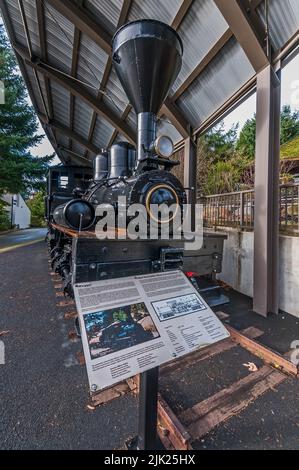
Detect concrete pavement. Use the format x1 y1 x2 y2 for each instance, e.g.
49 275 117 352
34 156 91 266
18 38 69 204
0 240 138 449
0 228 47 253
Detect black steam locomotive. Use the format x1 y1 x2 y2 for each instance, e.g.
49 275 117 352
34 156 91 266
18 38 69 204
46 20 227 303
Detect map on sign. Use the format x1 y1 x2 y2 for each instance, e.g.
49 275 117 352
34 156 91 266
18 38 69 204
73 270 229 392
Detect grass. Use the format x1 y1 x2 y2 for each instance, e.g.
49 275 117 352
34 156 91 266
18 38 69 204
281 136 299 159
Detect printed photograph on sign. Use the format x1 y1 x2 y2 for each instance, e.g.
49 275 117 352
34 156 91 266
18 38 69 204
83 302 160 359
152 293 206 321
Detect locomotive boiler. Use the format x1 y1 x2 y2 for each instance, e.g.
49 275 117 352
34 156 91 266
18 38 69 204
46 19 227 303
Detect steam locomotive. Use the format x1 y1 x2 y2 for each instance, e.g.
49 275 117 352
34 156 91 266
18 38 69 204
46 20 227 302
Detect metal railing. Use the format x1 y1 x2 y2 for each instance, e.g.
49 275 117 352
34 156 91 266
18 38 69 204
199 183 299 234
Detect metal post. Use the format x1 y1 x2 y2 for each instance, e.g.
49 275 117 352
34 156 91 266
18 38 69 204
137 367 159 450
184 137 197 231
10 195 14 228
240 191 244 229
253 65 281 316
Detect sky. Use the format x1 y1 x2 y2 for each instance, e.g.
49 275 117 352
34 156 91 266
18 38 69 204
222 52 299 134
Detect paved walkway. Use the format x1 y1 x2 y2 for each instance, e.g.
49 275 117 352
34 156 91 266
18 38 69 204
0 228 47 253
0 241 137 449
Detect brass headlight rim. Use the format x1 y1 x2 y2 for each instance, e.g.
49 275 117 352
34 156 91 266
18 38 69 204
145 184 179 224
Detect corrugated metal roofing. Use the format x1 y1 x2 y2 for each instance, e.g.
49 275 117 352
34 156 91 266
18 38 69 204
157 117 183 143
258 0 299 51
51 80 71 128
23 63 45 113
19 0 40 56
102 67 129 114
84 0 122 34
73 96 94 140
5 0 27 47
92 117 115 149
43 2 74 75
72 141 86 156
172 0 228 93
76 33 109 96
128 0 182 25
56 133 69 150
177 37 255 128
1 0 298 166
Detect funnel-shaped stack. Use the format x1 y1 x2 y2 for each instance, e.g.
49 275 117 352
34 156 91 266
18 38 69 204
112 20 183 114
112 20 183 167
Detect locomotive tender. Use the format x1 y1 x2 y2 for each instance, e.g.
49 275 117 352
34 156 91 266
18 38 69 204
45 20 226 298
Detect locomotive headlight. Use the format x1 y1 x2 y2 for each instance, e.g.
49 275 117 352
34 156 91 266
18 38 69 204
53 199 96 231
153 135 174 158
145 184 179 224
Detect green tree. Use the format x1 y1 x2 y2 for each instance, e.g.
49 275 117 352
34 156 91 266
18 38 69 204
235 117 256 160
204 122 238 160
236 105 299 159
0 24 54 197
204 159 242 195
197 122 242 195
280 105 299 144
27 191 46 227
0 199 10 231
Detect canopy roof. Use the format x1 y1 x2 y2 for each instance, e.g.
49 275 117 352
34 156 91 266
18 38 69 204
1 0 299 166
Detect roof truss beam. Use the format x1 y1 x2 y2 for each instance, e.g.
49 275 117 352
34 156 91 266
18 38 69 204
171 0 193 30
38 114 101 155
45 0 111 54
214 0 269 72
160 98 190 138
13 43 136 144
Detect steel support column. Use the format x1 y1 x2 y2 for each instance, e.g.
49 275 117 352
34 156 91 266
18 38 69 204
184 137 197 231
253 65 281 317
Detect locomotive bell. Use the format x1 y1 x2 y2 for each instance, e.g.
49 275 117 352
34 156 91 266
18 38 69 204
112 20 183 166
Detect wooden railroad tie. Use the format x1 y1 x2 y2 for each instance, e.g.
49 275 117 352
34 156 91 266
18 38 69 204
179 365 286 442
216 311 298 377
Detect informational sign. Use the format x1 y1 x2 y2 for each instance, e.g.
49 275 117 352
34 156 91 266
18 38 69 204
73 270 229 392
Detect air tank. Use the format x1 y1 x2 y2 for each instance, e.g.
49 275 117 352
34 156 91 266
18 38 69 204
94 151 108 181
108 142 135 178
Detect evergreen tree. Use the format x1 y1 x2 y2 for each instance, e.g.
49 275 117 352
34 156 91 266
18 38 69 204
280 105 299 144
236 105 299 159
0 24 54 197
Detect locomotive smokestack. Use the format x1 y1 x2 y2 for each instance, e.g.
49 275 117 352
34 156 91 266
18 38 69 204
112 20 183 166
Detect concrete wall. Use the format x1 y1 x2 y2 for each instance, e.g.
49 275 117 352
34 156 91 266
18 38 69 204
217 229 299 318
1 193 31 229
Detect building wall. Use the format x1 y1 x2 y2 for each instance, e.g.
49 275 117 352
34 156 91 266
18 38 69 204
217 229 299 318
1 193 31 229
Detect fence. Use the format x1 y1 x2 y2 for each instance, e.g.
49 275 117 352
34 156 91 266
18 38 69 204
200 183 299 234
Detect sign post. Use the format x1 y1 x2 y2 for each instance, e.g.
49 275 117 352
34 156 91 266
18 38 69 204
138 367 159 450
